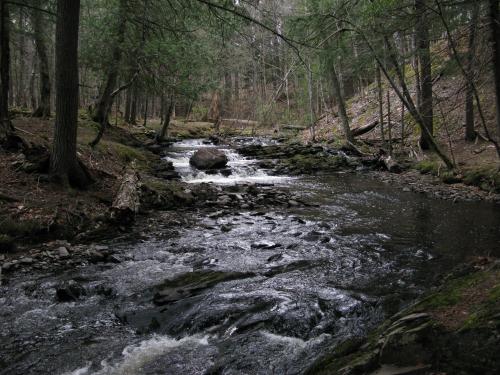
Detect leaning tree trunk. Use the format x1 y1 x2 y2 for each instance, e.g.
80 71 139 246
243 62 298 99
415 0 434 150
374 34 454 169
0 0 13 139
491 0 500 145
331 64 354 143
156 95 175 143
50 0 90 188
92 0 127 126
31 0 51 118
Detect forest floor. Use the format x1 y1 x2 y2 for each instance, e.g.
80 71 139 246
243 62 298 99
0 114 212 259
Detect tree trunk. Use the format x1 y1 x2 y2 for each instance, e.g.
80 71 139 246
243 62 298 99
186 100 194 121
31 0 51 118
223 72 232 117
415 0 434 150
412 33 422 110
16 9 26 108
490 0 500 145
373 35 454 168
0 0 13 139
124 87 131 122
29 61 37 111
157 94 175 142
143 96 148 127
352 120 380 137
92 0 127 128
234 71 240 102
129 83 137 125
50 0 90 188
376 66 385 144
387 90 393 156
465 2 479 141
331 64 353 143
307 63 316 141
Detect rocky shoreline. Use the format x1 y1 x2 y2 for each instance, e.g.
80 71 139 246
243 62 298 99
305 258 500 375
237 142 500 204
0 176 309 281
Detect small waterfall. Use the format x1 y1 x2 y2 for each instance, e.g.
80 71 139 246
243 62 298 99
164 139 292 185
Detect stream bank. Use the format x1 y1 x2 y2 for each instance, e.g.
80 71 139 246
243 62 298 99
306 258 500 375
236 141 500 203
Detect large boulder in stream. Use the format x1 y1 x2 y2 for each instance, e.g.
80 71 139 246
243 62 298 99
190 148 228 170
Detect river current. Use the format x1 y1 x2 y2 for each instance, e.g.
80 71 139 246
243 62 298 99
1 139 499 375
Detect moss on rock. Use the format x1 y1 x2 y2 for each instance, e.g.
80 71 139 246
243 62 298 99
305 259 500 375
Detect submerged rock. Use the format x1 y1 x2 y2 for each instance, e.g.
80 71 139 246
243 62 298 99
56 280 86 302
190 149 228 170
153 270 255 305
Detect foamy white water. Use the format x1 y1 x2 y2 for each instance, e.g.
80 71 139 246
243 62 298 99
65 335 210 375
164 139 293 185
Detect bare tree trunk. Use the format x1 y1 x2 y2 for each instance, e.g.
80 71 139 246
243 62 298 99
143 97 148 127
415 0 434 150
368 34 454 168
465 2 479 141
435 0 500 157
156 94 175 142
376 66 385 144
331 64 353 143
159 93 164 123
16 9 26 108
129 83 137 125
50 0 90 188
387 90 393 156
186 100 194 121
29 61 37 111
234 71 239 102
223 72 232 117
31 0 51 118
307 63 316 141
490 0 500 146
124 87 131 122
0 0 13 139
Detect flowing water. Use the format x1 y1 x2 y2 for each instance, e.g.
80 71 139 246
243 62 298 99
1 139 500 375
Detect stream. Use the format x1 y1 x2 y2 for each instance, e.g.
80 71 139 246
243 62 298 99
1 138 500 375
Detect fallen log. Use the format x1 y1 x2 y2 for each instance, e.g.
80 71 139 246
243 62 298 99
111 162 141 224
352 120 379 138
381 156 402 173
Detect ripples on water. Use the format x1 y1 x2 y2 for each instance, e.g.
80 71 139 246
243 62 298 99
1 139 500 375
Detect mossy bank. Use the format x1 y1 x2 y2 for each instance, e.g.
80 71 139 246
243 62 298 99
306 258 500 375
